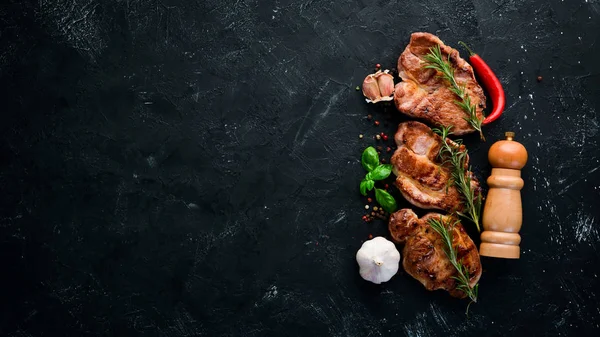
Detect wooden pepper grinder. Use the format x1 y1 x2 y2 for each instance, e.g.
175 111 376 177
480 132 528 259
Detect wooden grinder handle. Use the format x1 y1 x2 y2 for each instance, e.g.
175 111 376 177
480 132 528 259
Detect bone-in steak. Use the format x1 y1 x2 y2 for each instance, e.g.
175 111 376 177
391 121 480 212
388 208 482 298
394 32 485 135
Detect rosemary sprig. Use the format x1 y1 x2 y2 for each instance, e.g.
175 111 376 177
424 44 485 141
433 126 482 232
427 216 478 313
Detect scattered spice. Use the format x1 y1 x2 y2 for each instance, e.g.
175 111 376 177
376 135 381 140
368 234 373 239
376 146 383 151
359 134 364 139
367 198 373 203
367 114 373 120
374 120 380 126
355 86 360 91
382 134 389 141
385 183 389 189
365 205 370 210
373 206 379 211
386 147 392 152
381 158 386 163
376 63 381 69
537 76 543 82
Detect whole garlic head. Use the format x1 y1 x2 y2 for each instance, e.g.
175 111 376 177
362 70 395 103
356 237 400 284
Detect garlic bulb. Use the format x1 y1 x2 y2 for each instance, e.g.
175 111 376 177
362 70 395 103
356 236 400 284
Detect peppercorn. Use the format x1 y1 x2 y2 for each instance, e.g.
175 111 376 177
371 212 375 216
376 135 381 140
376 63 381 69
367 114 372 120
376 146 383 151
373 206 378 211
367 198 372 203
385 184 389 189
368 234 373 239
382 135 388 141
381 158 386 163
386 147 391 152
374 120 380 126
359 134 364 139
355 86 360 91
365 205 370 210
537 76 543 82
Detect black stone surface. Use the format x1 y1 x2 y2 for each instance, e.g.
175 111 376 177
1 0 599 336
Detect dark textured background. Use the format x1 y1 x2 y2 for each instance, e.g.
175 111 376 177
1 0 599 336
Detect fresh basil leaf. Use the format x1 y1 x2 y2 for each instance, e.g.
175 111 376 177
359 179 368 196
375 188 397 213
366 164 393 181
359 179 375 196
361 147 379 172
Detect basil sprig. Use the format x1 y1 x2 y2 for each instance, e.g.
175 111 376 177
359 146 397 213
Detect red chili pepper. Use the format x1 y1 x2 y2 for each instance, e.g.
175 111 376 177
458 42 505 125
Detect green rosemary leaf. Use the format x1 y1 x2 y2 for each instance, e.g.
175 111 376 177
432 127 482 232
427 215 478 311
425 45 485 140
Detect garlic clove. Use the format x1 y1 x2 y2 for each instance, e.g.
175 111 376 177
362 73 381 103
375 71 395 99
362 70 395 103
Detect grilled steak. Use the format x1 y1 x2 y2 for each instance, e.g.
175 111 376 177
388 208 482 298
394 32 485 135
391 121 480 212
